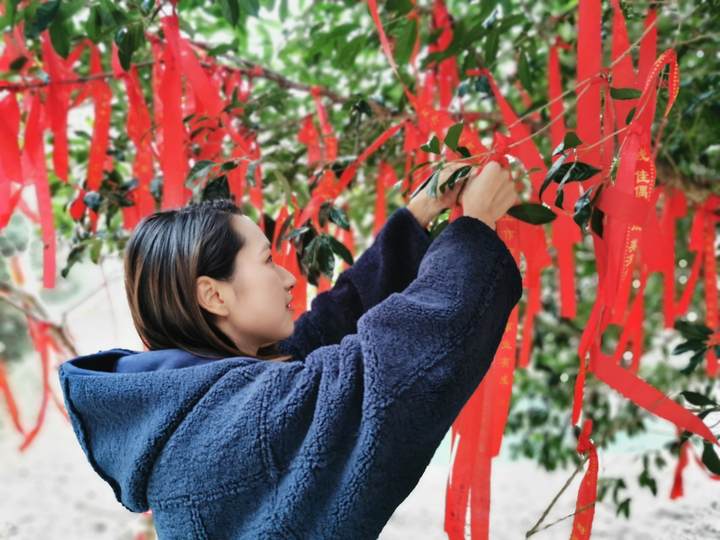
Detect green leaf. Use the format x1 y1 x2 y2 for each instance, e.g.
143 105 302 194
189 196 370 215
674 320 713 340
590 184 605 238
540 154 566 201
702 442 720 475
139 0 155 15
573 186 593 229
240 0 260 17
437 165 472 197
590 206 604 238
5 0 19 28
246 161 257 187
680 348 708 376
287 226 310 243
9 56 27 71
680 391 718 408
89 238 102 264
83 191 102 211
443 122 464 152
426 169 440 198
99 0 127 25
221 160 239 171
507 202 556 224
553 132 583 156
616 498 631 519
553 161 582 209
25 0 61 39
327 205 350 231
336 35 365 70
393 18 416 66
48 19 70 58
484 27 499 66
114 21 145 71
309 235 334 277
208 41 239 57
672 339 706 355
610 87 642 100
625 106 636 124
186 160 216 184
457 146 471 158
547 161 602 183
220 0 241 26
327 235 354 266
420 135 441 155
386 0 414 15
202 175 231 201
61 244 86 278
517 50 532 92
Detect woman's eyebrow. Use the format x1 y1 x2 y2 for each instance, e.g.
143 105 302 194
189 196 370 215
259 240 271 254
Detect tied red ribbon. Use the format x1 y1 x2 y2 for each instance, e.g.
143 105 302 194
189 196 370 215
155 16 190 210
23 93 57 289
570 419 599 540
310 86 338 164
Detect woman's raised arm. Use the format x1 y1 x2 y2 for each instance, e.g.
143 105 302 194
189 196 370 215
275 205 434 360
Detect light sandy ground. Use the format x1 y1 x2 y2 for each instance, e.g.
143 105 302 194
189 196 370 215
1 257 719 539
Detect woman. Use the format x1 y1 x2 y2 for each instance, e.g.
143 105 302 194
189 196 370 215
58 160 521 539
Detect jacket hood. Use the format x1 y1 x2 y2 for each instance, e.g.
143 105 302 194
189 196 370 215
57 347 244 512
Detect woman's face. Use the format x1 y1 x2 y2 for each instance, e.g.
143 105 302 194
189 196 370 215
196 214 297 356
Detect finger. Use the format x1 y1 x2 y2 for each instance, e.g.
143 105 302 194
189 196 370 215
499 186 519 211
455 176 469 206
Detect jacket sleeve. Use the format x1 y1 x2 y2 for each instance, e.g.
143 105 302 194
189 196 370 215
273 206 433 360
263 215 523 537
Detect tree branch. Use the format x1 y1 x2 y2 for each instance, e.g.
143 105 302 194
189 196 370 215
0 281 78 358
525 454 590 538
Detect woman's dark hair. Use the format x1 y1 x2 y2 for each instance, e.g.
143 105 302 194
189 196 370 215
123 198 291 362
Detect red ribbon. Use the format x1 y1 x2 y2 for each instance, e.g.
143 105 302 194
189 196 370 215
0 93 22 225
111 44 156 230
22 93 57 289
310 86 338 164
157 16 190 210
570 419 598 540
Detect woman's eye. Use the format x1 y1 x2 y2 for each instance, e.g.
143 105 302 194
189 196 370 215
267 255 273 264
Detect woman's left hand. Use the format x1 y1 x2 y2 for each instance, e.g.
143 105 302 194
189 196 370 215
406 161 472 228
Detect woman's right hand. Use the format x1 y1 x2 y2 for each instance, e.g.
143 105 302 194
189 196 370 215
457 161 518 231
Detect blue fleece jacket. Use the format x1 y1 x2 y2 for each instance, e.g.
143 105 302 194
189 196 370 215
58 206 522 539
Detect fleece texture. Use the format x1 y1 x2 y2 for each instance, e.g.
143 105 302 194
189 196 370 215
58 206 523 539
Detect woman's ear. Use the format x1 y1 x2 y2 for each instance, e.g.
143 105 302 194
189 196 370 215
196 276 231 317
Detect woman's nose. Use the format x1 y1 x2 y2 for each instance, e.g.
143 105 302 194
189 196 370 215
284 266 297 288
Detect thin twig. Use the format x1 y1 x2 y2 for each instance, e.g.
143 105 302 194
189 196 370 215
527 501 596 537
525 455 589 537
0 281 77 357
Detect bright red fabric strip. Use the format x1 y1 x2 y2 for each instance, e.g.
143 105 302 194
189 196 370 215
19 320 51 451
670 438 689 499
23 94 57 289
40 31 71 182
570 419 598 540
158 17 190 210
594 353 718 444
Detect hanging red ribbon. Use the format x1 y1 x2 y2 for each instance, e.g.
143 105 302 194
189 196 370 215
570 419 599 540
157 16 190 210
310 86 338 164
19 319 51 451
22 93 57 289
0 93 22 226
111 45 156 230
